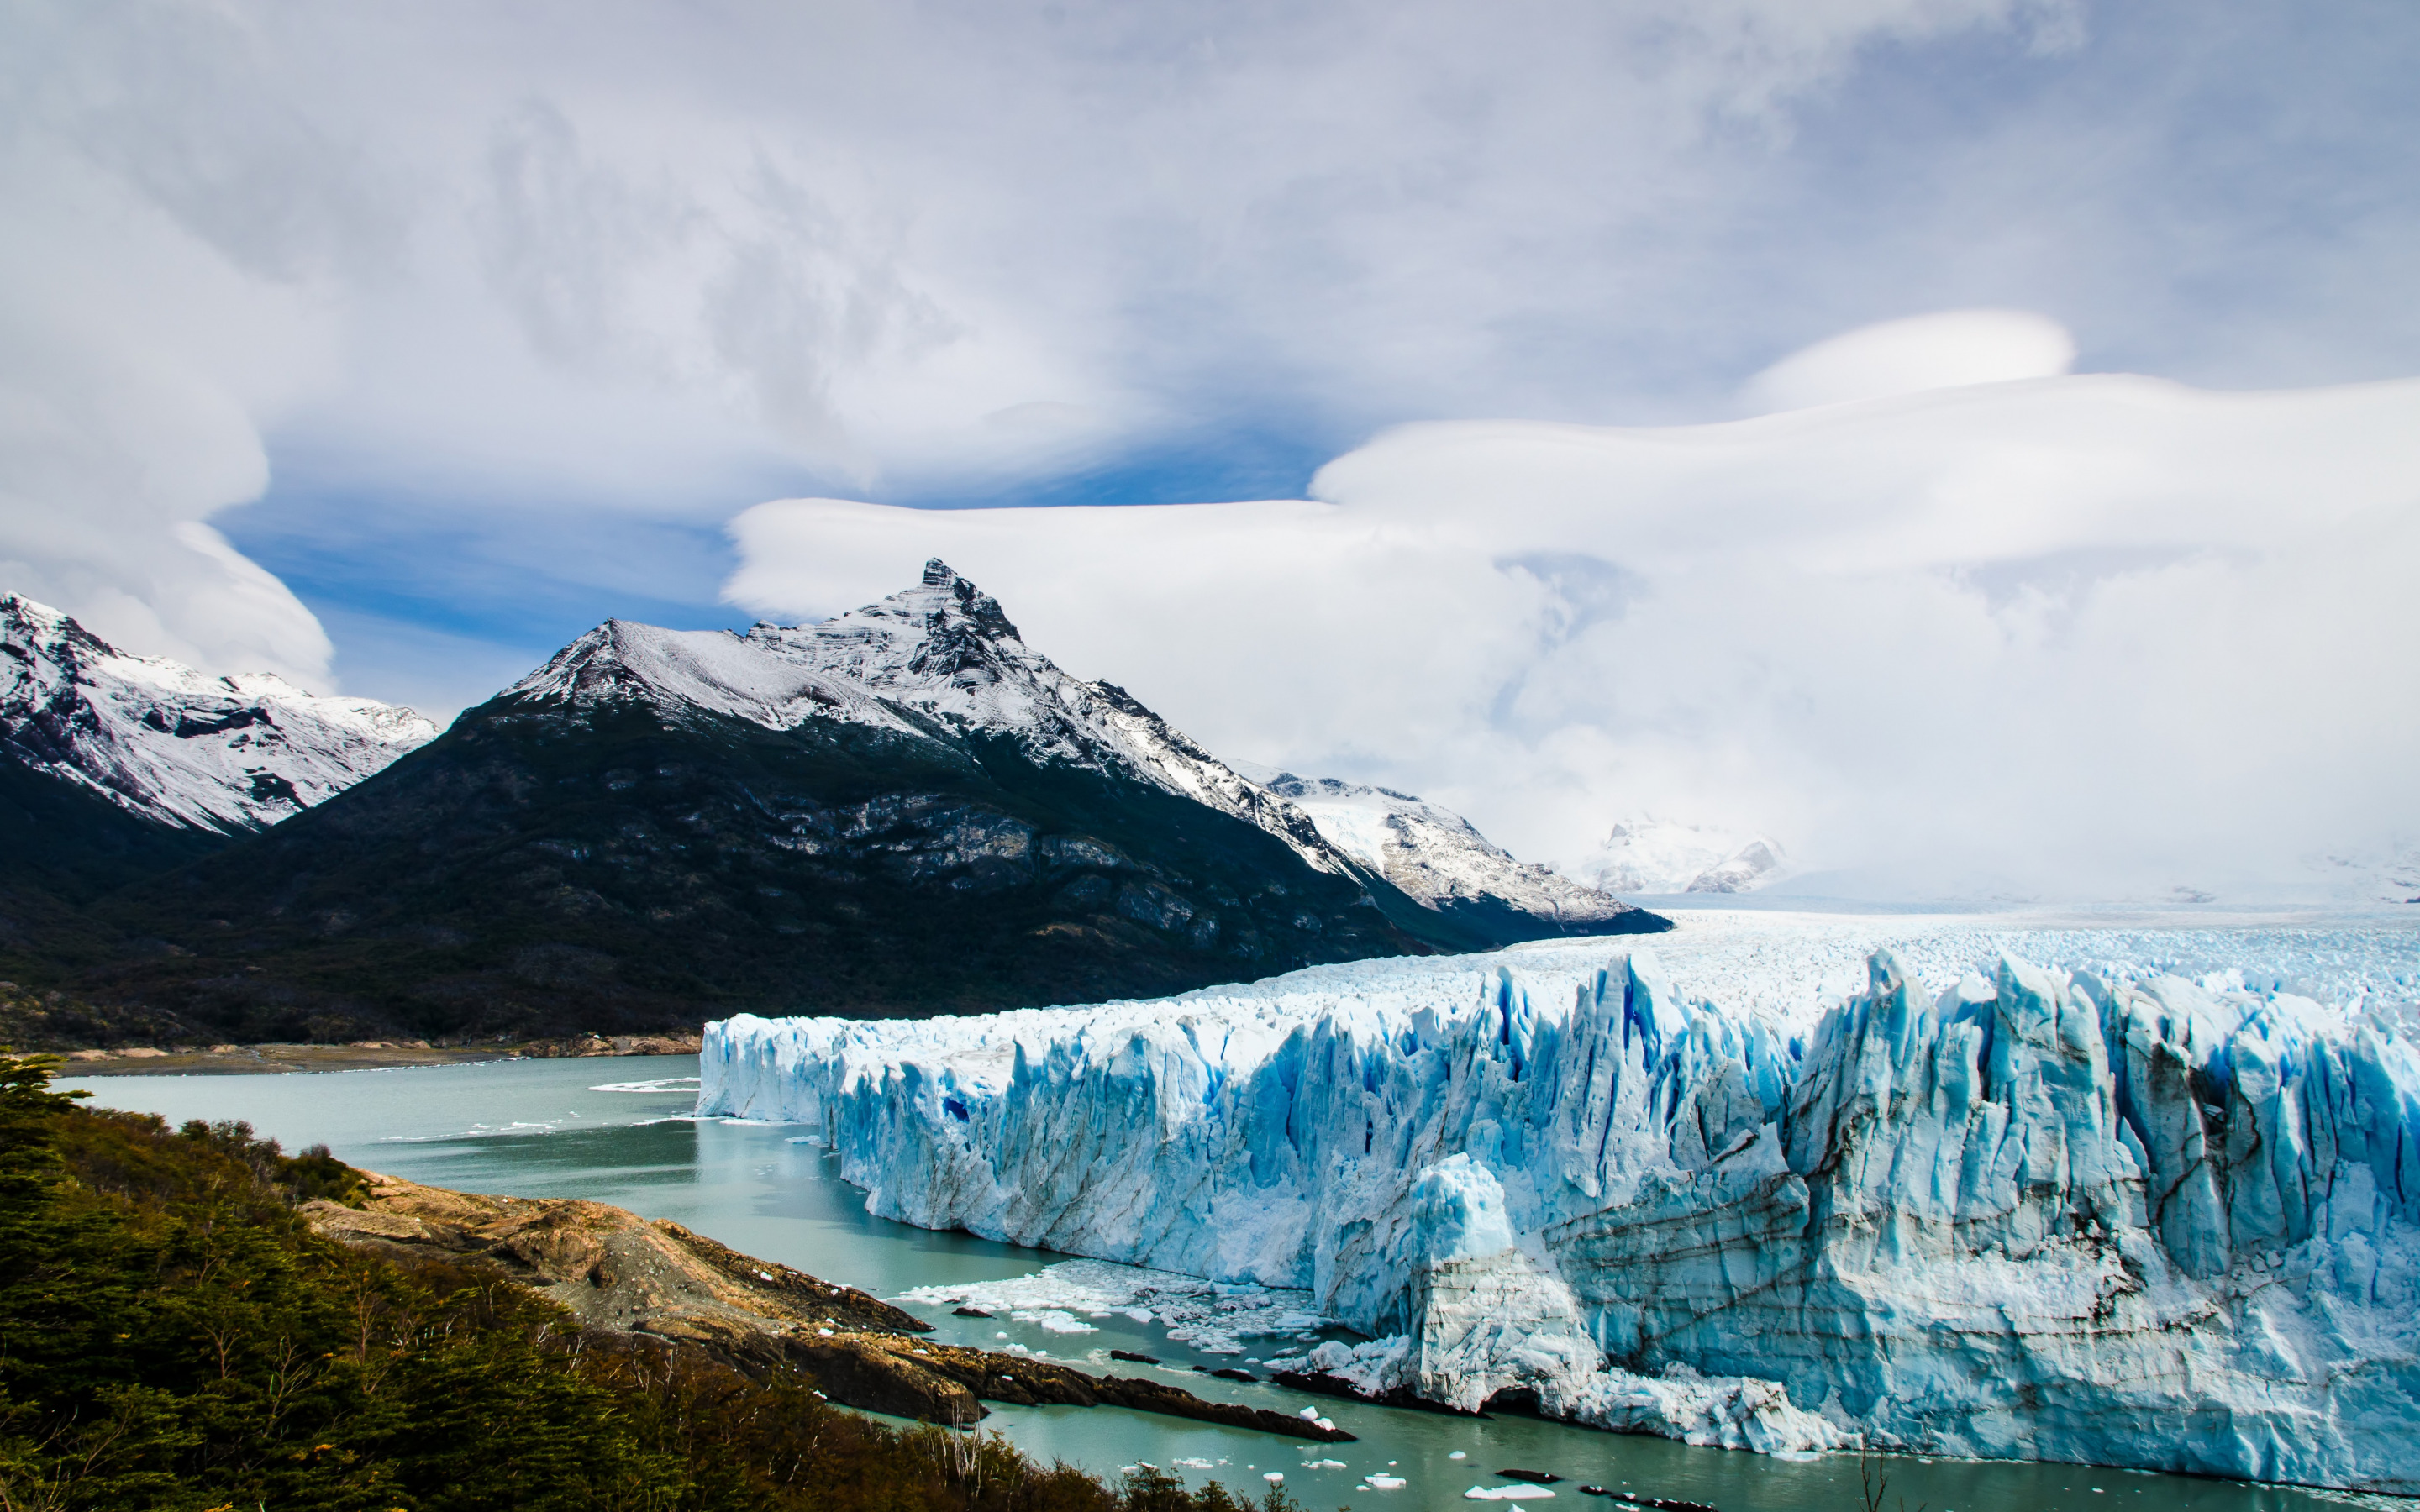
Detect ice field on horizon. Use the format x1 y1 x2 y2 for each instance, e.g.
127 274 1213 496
702 906 2420 1493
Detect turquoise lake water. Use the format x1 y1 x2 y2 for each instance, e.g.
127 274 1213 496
64 1057 2386 1512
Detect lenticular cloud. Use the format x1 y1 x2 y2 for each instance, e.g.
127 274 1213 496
726 364 2420 902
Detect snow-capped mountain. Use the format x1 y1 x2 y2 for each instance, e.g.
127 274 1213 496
2302 843 2420 906
1578 814 1791 895
70 561 1657 1042
1237 767 1638 930
1 593 438 833
512 560 1602 926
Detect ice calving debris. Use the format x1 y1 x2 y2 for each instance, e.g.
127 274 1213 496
1465 1487 1555 1500
1297 1408 1320 1420
1449 1452 1467 1462
1302 1460 1347 1469
704 917 2420 1493
1263 1473 1285 1483
1366 1475 1407 1489
897 1259 1330 1355
1172 1459 1218 1470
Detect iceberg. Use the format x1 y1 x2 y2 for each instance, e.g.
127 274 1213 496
700 921 2420 1491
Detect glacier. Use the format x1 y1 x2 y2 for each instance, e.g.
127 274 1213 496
699 915 2420 1490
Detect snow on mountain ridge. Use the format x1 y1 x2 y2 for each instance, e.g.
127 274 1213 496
1 592 439 832
503 560 1650 933
1581 814 1791 894
511 561 1370 880
1249 769 1636 927
505 618 933 741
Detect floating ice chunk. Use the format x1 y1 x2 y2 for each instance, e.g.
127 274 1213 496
1263 1473 1285 1483
1298 1407 1322 1421
1465 1487 1555 1500
1449 1452 1467 1461
1367 1475 1407 1490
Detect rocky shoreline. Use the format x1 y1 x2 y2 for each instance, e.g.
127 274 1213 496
59 1031 704 1076
306 1170 1354 1442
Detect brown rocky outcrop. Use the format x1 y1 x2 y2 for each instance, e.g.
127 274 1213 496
306 1171 1351 1441
517 1032 704 1058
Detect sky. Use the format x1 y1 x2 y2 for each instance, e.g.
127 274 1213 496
3 0 2417 898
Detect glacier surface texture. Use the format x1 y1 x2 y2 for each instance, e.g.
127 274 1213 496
700 921 2420 1490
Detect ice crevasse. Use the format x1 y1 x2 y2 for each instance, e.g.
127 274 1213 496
700 947 2420 1491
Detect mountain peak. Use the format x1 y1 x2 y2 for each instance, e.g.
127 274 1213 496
894 559 1023 647
3 591 438 832
492 567 1653 938
3 591 113 660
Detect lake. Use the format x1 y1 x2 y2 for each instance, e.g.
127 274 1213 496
65 1057 2378 1512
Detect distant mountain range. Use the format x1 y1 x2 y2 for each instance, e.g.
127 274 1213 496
0 592 436 926
1237 766 1641 933
1 593 438 834
1 567 1661 1043
1576 814 1791 895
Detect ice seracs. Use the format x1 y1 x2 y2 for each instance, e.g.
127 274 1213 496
1 592 438 832
701 916 2420 1490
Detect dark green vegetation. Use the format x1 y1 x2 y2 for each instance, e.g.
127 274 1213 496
0 1051 1301 1512
3 684 1657 1046
0 762 223 973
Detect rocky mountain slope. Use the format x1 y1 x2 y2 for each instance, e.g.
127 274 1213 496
1 592 437 834
64 564 1655 1041
1 593 438 959
1242 767 1639 937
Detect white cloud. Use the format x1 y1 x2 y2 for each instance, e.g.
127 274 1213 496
0 145 337 685
0 0 2113 510
728 350 2420 900
4 0 2417 769
1738 308 2075 413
